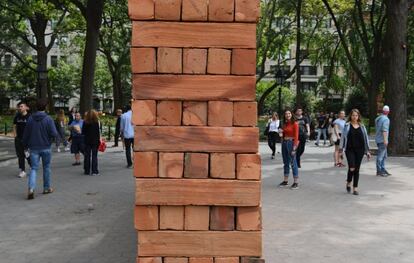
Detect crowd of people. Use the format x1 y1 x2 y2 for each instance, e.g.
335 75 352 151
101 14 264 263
265 106 391 195
12 98 135 200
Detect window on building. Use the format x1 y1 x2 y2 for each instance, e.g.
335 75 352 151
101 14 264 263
4 54 12 68
300 66 317 76
51 55 58 67
302 82 317 91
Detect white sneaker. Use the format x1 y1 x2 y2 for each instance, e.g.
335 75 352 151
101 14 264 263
57 147 61 153
18 171 26 178
64 147 70 151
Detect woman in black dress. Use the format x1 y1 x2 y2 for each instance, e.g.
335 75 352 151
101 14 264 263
82 110 101 176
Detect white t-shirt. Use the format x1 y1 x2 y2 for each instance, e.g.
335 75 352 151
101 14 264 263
268 120 280 132
333 118 346 133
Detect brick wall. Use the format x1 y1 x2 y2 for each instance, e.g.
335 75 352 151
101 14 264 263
129 0 263 262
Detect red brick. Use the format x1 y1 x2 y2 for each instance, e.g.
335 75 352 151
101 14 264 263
160 206 185 230
184 153 209 178
240 258 265 263
154 0 181 20
132 100 156 126
131 48 156 73
164 258 189 263
134 206 159 230
185 206 209 230
215 258 240 263
210 206 235 231
183 101 207 126
189 258 213 263
231 49 256 75
182 0 208 21
237 207 262 231
208 0 234 22
233 102 257 127
159 153 184 178
137 257 162 263
134 152 158 178
235 0 260 22
183 49 207 74
157 101 182 126
129 0 154 20
236 154 261 180
157 48 182 74
210 153 235 179
207 48 231 75
208 101 233 127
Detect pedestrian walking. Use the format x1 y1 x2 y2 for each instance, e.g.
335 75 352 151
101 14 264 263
333 110 346 167
339 109 371 195
55 109 69 152
69 112 84 166
82 109 101 176
13 101 31 178
113 109 122 148
295 107 310 168
68 107 77 125
120 105 134 168
375 105 391 177
327 112 336 146
278 109 300 190
315 111 328 146
266 113 280 159
22 99 58 200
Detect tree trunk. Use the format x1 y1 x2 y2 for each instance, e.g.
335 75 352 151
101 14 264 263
257 82 278 116
295 0 303 107
112 70 123 113
31 16 48 100
384 0 409 154
79 0 104 114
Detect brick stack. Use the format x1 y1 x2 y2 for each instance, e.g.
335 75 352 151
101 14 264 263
129 0 263 262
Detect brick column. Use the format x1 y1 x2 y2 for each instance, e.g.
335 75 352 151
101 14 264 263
129 1 263 262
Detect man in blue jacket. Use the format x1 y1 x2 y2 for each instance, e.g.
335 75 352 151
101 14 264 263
22 99 58 200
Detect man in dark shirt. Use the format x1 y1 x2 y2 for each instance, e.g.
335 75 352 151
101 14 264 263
295 107 310 168
315 112 328 146
113 109 122 147
13 102 31 178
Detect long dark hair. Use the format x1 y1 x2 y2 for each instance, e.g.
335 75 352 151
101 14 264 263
348 109 362 123
283 109 297 125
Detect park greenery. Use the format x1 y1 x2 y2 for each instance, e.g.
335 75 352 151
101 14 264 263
0 0 413 154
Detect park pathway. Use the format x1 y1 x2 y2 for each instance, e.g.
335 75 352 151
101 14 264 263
0 141 413 263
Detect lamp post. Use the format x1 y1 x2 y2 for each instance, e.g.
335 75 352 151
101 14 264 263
275 68 286 118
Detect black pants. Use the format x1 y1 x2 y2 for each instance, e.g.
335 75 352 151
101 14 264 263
114 129 120 146
296 135 306 167
124 138 134 166
14 138 30 171
345 148 365 187
268 132 278 155
84 144 99 174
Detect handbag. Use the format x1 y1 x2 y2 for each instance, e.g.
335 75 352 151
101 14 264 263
98 139 107 152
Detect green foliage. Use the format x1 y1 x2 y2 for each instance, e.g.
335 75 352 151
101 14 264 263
256 81 295 114
4 63 37 100
49 59 81 103
344 88 368 117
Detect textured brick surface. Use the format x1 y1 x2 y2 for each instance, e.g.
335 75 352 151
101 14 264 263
155 0 181 20
129 0 155 20
157 101 182 126
208 101 233 127
208 0 234 21
134 152 158 178
207 48 231 75
134 206 159 230
184 153 209 178
235 0 260 22
157 48 183 74
159 153 184 178
132 100 156 126
182 0 208 21
183 49 207 74
182 102 207 126
237 207 262 231
131 48 156 73
210 206 235 231
184 206 210 230
236 154 261 180
189 258 213 263
233 102 257 127
160 206 185 230
164 258 189 263
214 258 240 263
210 153 236 179
231 49 257 75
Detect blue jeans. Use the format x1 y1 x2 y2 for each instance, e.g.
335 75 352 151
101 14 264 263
316 128 327 145
376 143 388 173
28 148 52 191
282 140 298 178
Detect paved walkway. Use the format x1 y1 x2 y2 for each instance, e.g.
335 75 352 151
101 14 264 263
0 141 413 263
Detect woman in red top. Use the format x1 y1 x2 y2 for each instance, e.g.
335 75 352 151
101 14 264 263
278 109 300 189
